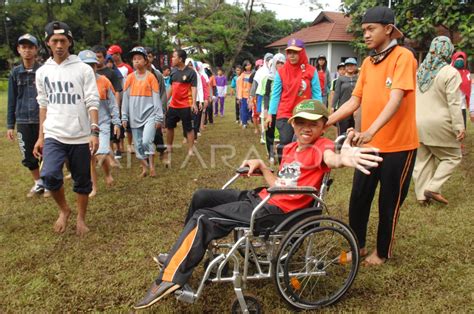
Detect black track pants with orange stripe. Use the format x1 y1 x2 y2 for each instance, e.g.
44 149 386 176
349 149 416 259
157 189 285 286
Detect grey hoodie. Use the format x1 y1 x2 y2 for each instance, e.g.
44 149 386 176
36 55 99 144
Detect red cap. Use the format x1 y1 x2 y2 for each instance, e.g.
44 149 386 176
107 44 122 55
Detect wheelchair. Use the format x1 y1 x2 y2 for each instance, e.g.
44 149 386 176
170 135 360 313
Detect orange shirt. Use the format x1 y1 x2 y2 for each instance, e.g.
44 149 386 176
209 75 216 88
237 72 252 99
123 71 159 97
352 46 418 153
96 75 115 100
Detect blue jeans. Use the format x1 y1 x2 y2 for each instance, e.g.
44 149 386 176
131 119 156 160
256 95 263 113
239 98 252 126
96 122 111 155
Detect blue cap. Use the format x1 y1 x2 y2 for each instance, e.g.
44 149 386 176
344 57 358 65
78 50 99 64
18 34 38 47
129 46 147 58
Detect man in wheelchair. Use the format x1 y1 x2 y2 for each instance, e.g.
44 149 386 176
134 99 382 309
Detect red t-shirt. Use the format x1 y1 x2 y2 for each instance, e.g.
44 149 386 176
258 137 334 213
117 62 133 77
318 70 325 95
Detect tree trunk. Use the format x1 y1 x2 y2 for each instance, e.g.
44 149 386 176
98 1 105 44
224 0 254 76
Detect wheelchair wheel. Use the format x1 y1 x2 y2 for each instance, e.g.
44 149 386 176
231 295 262 314
272 216 359 310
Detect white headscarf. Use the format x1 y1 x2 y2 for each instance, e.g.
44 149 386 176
185 57 203 102
253 52 274 84
269 53 286 80
196 61 209 83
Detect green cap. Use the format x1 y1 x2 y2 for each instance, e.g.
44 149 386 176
288 99 329 123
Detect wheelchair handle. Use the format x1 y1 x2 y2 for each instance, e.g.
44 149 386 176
236 166 274 176
334 134 347 154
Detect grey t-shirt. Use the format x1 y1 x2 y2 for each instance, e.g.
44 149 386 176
332 74 358 110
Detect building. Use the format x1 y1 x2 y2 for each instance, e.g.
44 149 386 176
267 11 360 75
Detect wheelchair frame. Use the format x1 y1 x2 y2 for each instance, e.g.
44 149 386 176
173 135 360 313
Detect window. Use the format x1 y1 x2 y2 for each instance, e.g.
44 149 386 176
309 58 318 66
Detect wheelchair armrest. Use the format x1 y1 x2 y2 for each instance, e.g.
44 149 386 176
236 166 274 176
267 186 318 194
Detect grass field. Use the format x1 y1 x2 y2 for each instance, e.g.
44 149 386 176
1 92 473 312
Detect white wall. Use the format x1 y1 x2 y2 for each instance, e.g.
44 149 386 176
330 43 360 73
305 44 329 66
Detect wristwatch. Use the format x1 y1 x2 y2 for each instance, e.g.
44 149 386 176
91 123 100 137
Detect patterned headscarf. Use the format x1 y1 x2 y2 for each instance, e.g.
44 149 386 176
417 36 454 93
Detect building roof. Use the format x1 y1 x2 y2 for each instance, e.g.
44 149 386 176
267 11 354 48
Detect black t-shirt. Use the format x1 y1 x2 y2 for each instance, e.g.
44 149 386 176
169 66 197 108
97 67 123 92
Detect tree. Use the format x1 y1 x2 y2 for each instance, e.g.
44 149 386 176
341 0 474 65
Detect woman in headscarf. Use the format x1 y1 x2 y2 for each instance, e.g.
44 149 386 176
451 51 471 155
262 53 286 164
196 61 210 132
266 38 322 163
184 58 203 142
413 36 465 205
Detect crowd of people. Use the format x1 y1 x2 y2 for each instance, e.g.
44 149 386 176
5 5 473 310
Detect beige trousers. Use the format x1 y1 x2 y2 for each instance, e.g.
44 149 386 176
413 143 462 201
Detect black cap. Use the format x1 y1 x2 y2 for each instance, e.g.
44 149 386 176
18 34 39 47
129 46 148 58
44 21 73 41
337 62 346 69
362 6 403 39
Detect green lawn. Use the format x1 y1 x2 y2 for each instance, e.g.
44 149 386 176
1 92 473 312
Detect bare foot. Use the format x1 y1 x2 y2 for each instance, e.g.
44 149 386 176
139 171 147 178
89 189 97 198
362 250 386 266
188 150 194 156
53 208 71 234
76 220 90 236
105 175 114 187
149 168 156 177
341 247 368 264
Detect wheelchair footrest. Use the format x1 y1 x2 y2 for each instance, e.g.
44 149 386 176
175 284 195 304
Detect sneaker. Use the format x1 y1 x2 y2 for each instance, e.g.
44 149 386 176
235 120 240 124
114 150 122 159
153 253 169 268
242 124 247 129
43 190 51 198
27 184 44 197
269 157 275 165
134 281 181 309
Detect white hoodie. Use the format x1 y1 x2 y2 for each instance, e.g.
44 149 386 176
36 55 99 144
